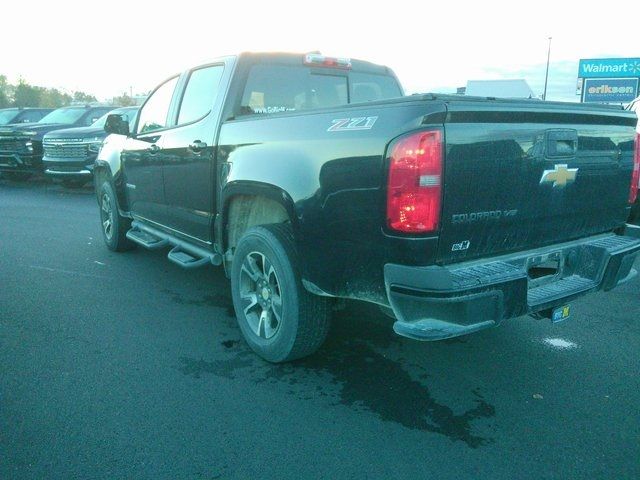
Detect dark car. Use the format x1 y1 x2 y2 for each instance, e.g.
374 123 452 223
42 106 138 188
0 107 53 126
0 105 116 181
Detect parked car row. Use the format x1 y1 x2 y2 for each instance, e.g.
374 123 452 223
0 104 138 186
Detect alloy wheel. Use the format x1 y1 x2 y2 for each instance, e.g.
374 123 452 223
100 193 114 240
238 251 283 339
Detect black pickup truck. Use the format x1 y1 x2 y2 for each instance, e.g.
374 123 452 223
0 105 115 180
42 106 138 188
95 52 640 362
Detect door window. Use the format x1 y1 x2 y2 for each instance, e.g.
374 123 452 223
177 65 224 125
137 76 179 134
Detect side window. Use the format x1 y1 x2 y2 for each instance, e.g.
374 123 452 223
85 109 111 126
123 110 139 130
177 65 224 125
137 76 179 134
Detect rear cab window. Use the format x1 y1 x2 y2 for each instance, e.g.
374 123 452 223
239 55 402 116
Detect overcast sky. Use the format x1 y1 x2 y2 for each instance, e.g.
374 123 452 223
1 0 638 102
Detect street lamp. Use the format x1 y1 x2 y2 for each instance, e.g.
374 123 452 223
543 37 552 101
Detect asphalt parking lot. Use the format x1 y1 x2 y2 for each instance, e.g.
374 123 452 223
1 177 639 480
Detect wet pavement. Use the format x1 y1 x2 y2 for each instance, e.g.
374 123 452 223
1 177 639 479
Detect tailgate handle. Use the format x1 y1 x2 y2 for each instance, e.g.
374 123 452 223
545 129 578 158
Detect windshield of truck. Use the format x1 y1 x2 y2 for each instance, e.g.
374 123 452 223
0 109 19 125
38 107 87 125
240 65 402 115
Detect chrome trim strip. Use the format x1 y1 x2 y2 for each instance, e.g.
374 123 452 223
45 169 92 176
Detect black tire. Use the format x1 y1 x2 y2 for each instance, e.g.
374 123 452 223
61 178 88 189
98 180 135 252
230 224 331 363
3 172 33 181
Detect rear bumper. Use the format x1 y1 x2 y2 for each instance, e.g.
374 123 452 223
0 153 42 172
385 231 640 341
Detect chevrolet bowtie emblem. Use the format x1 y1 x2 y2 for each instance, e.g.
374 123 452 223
540 164 578 187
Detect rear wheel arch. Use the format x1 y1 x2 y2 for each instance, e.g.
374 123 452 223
221 183 297 264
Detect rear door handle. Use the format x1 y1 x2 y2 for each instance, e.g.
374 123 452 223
147 144 160 154
188 140 207 154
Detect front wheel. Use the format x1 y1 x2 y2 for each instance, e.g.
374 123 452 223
98 180 135 252
230 224 331 363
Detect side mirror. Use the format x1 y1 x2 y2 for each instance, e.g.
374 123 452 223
104 114 130 136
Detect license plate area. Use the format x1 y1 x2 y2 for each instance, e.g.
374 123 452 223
526 251 564 288
551 304 571 322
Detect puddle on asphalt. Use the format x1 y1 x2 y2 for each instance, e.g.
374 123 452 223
176 300 495 448
163 288 233 312
542 337 578 350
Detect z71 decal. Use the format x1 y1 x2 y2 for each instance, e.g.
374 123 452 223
327 116 378 132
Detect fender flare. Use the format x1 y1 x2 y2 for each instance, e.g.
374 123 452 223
94 160 130 214
217 180 298 252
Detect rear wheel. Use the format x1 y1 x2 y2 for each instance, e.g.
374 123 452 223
230 224 331 363
98 180 135 252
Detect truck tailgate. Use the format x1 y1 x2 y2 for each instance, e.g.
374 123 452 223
437 106 637 264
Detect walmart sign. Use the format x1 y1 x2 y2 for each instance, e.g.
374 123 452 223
578 58 640 78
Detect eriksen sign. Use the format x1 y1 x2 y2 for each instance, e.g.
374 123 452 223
582 78 639 103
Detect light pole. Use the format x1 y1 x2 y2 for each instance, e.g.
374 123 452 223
543 37 552 100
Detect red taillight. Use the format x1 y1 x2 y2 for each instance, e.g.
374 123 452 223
386 130 443 233
631 133 640 204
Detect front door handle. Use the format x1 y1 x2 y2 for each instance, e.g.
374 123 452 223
147 144 160 154
188 140 207 154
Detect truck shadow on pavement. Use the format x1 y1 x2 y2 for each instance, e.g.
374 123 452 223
176 285 495 449
0 175 94 195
